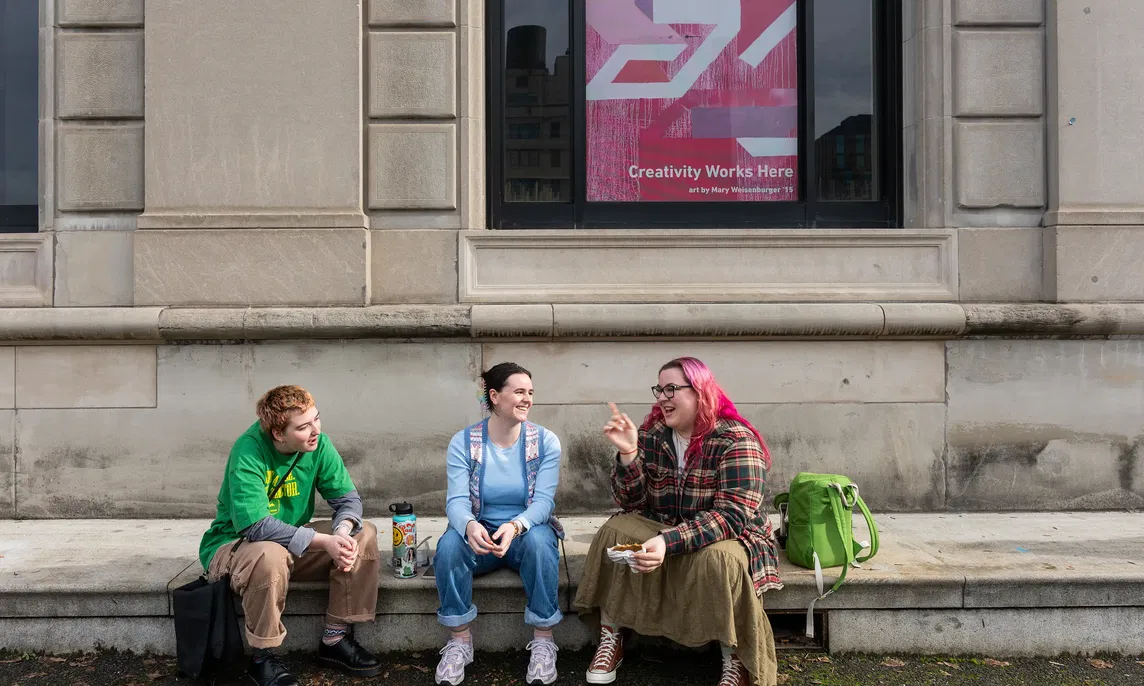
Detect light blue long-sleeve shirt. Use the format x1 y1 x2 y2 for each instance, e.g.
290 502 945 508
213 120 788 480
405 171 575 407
445 422 561 535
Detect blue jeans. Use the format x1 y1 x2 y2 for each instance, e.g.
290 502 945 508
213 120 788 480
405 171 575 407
433 522 563 628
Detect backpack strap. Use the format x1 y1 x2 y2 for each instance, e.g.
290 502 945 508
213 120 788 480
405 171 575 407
854 490 879 562
467 421 485 520
805 483 862 638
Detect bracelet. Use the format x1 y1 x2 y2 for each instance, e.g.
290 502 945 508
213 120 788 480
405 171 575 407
512 519 524 537
618 448 638 457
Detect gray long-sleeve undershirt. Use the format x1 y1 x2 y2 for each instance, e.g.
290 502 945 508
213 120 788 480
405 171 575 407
242 489 364 558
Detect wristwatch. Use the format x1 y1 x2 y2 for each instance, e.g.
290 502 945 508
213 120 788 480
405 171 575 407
512 519 525 537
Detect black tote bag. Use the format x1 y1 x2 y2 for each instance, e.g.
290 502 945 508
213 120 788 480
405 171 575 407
173 452 304 679
172 552 245 679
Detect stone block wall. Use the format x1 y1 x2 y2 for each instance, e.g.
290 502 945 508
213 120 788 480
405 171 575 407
3 333 1143 519
51 0 144 307
5 1 1144 521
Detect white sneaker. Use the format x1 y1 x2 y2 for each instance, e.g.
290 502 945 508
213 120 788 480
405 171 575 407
435 638 474 685
525 637 559 685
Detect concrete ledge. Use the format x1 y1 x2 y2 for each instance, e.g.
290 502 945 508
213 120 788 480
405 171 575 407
828 608 1144 656
551 304 887 338
156 306 471 340
3 513 1143 658
963 303 1144 335
4 303 1144 342
0 307 161 341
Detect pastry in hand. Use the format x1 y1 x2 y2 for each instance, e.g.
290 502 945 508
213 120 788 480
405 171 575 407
610 543 644 552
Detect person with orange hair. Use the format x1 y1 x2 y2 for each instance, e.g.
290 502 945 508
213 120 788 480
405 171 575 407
574 358 781 686
198 385 381 686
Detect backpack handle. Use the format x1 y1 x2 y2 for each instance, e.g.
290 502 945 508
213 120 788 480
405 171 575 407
852 488 879 562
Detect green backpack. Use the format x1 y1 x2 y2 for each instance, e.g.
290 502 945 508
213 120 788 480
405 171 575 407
773 473 879 637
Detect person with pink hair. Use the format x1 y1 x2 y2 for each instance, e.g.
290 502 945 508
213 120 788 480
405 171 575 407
574 357 781 686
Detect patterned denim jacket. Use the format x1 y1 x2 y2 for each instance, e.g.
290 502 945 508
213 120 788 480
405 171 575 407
465 418 565 539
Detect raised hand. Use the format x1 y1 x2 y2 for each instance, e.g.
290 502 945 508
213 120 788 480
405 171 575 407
603 401 639 457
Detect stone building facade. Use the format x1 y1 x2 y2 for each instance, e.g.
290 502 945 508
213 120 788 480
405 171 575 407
0 0 1142 521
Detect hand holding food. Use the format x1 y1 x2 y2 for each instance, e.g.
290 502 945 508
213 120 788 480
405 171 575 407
631 535 667 574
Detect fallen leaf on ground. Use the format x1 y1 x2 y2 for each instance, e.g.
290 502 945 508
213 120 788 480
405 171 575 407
937 661 960 670
148 672 163 681
1049 661 1065 666
810 655 831 663
939 671 952 677
788 663 802 672
881 658 906 667
412 664 431 673
776 675 791 684
142 658 156 665
1089 658 1114 669
983 658 1010 667
43 657 66 663
0 658 24 664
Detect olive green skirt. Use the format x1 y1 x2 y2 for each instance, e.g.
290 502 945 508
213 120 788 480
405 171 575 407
573 513 778 686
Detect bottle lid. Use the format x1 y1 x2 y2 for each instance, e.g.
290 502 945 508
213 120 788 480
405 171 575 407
389 502 414 516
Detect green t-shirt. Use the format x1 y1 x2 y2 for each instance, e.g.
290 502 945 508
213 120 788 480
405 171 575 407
198 421 356 570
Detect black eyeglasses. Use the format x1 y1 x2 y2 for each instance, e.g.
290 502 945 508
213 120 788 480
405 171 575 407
651 384 692 400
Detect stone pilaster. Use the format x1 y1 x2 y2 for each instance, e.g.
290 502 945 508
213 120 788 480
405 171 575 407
135 0 369 306
1044 0 1144 301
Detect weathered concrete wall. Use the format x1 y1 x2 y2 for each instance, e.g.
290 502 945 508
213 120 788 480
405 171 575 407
946 339 1144 510
5 337 1142 519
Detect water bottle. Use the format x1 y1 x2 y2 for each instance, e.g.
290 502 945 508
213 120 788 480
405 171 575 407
390 502 417 578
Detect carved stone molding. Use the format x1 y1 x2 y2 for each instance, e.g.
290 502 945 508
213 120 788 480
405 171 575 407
459 229 959 303
0 235 54 307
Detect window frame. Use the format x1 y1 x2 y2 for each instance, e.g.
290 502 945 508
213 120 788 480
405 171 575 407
0 0 39 234
487 0 902 230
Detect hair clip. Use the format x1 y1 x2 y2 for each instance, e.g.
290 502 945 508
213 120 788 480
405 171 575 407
477 378 489 413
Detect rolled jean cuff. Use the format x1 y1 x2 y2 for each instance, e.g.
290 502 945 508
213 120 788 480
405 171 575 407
437 603 478 628
246 627 287 649
524 606 563 628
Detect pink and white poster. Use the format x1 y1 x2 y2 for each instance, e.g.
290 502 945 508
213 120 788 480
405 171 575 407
586 0 798 202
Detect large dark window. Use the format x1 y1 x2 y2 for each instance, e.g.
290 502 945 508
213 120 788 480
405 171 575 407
488 0 900 229
0 0 38 233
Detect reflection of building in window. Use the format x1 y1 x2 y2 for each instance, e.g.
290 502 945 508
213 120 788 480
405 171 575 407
1 0 39 232
814 115 875 201
503 25 571 203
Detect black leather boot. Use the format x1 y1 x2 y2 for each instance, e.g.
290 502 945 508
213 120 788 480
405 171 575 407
247 650 300 686
318 632 382 677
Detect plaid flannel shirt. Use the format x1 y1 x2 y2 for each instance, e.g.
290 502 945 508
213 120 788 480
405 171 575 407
611 418 783 595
